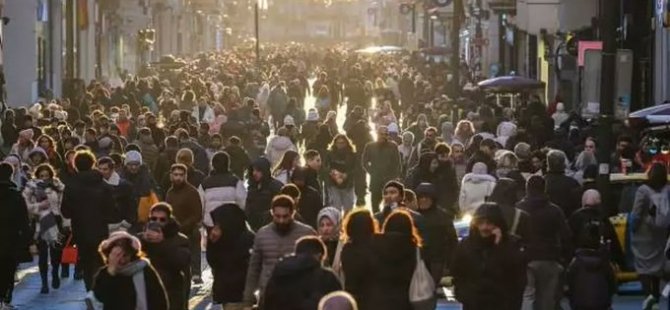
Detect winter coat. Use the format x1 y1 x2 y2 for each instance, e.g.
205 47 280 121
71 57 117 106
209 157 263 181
297 185 324 230
23 178 67 242
417 205 458 271
325 148 357 189
567 249 616 310
225 145 251 179
268 87 289 118
545 172 581 217
166 183 203 234
245 158 284 231
206 208 254 305
368 233 416 310
243 222 316 303
517 195 572 263
452 232 525 310
93 260 169 310
341 239 376 310
137 140 160 173
265 136 297 168
104 173 138 227
0 181 31 261
459 173 496 215
630 184 669 275
263 254 342 310
465 151 496 176
192 105 216 124
361 141 401 183
568 207 625 267
61 170 113 246
142 220 191 310
199 172 247 227
179 140 210 175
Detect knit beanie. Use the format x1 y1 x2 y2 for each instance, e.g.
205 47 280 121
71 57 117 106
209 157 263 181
124 150 143 166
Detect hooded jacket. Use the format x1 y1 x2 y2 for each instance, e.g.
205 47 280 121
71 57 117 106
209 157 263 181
263 254 342 310
265 136 297 168
199 171 247 228
459 164 496 215
516 194 572 262
93 259 169 310
61 170 113 246
245 158 284 231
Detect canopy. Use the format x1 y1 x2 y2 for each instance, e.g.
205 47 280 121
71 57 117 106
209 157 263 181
477 75 545 93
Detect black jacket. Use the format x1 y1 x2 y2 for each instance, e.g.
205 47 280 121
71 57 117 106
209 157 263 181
297 185 324 230
62 170 113 246
142 220 191 310
245 158 283 231
341 239 376 310
452 233 526 310
0 181 31 261
466 150 496 176
93 262 169 310
417 205 458 270
545 171 581 217
567 249 616 310
517 195 572 263
225 145 252 180
368 233 416 310
325 148 357 189
568 207 625 267
263 254 342 310
107 177 138 227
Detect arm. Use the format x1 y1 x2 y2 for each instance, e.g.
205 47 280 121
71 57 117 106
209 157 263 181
361 144 371 174
236 180 247 210
631 187 648 232
391 147 402 179
198 185 207 224
243 233 264 303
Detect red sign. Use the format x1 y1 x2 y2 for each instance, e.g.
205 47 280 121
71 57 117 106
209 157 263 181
578 41 603 66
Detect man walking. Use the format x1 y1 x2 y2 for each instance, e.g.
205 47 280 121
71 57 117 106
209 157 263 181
362 126 401 212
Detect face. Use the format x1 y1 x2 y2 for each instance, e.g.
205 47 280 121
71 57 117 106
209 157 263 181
37 169 51 181
383 186 401 205
127 163 141 174
170 168 186 186
111 245 131 267
585 140 596 153
98 163 113 180
437 152 450 163
211 138 222 149
335 138 347 150
452 145 464 160
476 219 497 238
617 141 630 153
252 168 263 182
39 138 50 149
425 130 436 142
85 133 96 143
377 128 389 142
531 157 543 172
271 206 294 228
429 159 439 173
149 210 169 227
417 196 433 210
318 217 336 238
307 155 322 171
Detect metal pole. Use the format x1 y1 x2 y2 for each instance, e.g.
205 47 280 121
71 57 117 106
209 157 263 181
596 0 617 214
254 2 260 69
411 6 416 33
450 0 462 97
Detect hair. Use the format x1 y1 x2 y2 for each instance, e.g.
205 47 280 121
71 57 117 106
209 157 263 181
526 175 546 196
33 163 56 179
176 148 194 165
328 134 355 153
73 150 96 172
404 189 416 204
382 209 422 247
342 208 379 242
304 149 321 162
274 150 299 175
125 143 141 153
170 163 188 174
97 156 115 169
434 142 451 156
648 162 668 191
383 180 405 201
99 237 143 263
211 151 230 173
546 149 567 173
280 184 302 202
271 194 295 212
295 236 327 261
150 202 173 218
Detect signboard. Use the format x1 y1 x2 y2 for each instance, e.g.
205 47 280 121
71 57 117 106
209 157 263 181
578 41 602 67
581 49 601 119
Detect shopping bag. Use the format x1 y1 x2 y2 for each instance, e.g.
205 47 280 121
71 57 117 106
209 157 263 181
61 235 78 265
409 248 436 310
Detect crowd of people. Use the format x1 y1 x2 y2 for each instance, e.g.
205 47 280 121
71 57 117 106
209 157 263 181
0 44 664 310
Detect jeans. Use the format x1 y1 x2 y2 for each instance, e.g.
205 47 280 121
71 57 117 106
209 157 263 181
522 260 563 310
327 186 355 212
189 228 202 278
37 239 62 287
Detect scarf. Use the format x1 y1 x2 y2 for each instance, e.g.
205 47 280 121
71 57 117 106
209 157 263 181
118 258 149 310
104 171 121 186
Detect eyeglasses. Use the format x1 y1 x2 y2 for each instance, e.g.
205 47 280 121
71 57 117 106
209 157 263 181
149 217 167 223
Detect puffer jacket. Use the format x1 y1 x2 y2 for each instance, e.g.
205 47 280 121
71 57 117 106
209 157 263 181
459 173 496 215
242 222 316 304
265 136 297 168
199 172 247 227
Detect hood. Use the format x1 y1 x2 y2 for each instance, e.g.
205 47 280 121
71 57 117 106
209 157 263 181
210 204 247 238
441 122 454 141
249 157 272 181
496 121 517 138
489 178 518 206
269 136 294 152
462 172 496 184
272 254 320 278
28 146 48 159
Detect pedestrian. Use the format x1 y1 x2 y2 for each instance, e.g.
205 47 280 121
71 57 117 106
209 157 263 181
93 231 169 310
325 134 357 212
22 163 66 294
452 203 526 310
362 126 401 212
225 136 251 180
459 162 496 216
488 178 531 244
120 150 159 225
207 204 254 310
141 203 191 310
97 157 136 232
266 127 297 168
199 151 247 231
369 209 421 310
263 236 342 310
340 208 378 310
545 150 581 217
317 207 342 266
61 150 113 294
290 166 324 230
631 163 670 310
243 195 316 307
174 147 206 189
517 175 571 310
0 162 31 309
272 150 299 185
245 157 284 231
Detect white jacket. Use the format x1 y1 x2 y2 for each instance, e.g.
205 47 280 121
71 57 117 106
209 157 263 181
265 136 297 168
192 105 216 124
198 173 248 227
459 173 497 215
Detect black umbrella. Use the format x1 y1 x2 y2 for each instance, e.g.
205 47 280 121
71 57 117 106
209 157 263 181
477 75 545 93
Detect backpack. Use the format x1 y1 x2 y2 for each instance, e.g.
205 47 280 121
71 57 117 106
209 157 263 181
649 187 670 229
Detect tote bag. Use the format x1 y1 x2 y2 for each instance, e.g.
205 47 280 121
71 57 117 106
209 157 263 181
409 248 436 310
61 235 78 265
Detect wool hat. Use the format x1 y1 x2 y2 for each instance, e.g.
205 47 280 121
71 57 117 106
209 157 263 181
124 150 143 166
317 207 342 229
388 122 399 134
99 231 142 253
307 109 319 121
414 182 436 198
472 162 488 175
99 137 113 149
284 115 295 126
19 128 34 141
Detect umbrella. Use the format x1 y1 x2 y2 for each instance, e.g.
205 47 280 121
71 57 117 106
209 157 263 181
477 76 545 92
628 103 670 127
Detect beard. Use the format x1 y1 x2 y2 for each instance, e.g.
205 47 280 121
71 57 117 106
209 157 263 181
274 221 293 236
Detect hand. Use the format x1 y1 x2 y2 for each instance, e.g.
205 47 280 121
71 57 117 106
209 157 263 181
144 230 164 243
107 246 124 275
209 226 222 243
492 227 502 245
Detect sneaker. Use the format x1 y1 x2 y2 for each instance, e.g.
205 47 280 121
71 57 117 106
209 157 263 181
192 275 203 284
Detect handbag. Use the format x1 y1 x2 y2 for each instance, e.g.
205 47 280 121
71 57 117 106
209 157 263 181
409 248 436 310
61 235 78 265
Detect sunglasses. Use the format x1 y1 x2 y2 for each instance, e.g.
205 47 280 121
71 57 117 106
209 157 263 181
149 217 167 223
